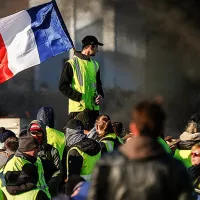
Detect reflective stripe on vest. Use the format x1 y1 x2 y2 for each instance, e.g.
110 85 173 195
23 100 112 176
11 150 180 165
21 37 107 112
3 156 51 198
67 146 101 181
73 57 98 87
92 59 98 74
73 57 83 86
0 171 6 188
1 187 40 200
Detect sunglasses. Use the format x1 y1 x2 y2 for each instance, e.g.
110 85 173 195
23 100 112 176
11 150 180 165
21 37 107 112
191 152 200 157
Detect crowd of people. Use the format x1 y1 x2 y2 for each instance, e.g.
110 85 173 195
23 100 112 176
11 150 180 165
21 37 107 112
1 101 200 200
1 36 200 200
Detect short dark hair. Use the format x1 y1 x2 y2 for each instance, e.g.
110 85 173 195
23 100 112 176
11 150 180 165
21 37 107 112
132 101 166 138
4 137 18 152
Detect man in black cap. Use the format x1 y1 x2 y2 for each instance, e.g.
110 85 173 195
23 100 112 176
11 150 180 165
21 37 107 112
59 35 104 124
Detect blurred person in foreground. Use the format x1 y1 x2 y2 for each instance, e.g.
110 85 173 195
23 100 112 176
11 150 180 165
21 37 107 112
88 101 194 200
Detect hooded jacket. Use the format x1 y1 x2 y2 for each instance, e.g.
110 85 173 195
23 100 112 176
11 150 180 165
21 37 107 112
88 136 195 200
36 107 65 159
27 120 62 197
64 127 101 178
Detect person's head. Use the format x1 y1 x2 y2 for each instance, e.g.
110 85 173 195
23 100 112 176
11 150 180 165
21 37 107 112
81 36 103 56
4 137 18 154
185 121 200 134
65 119 85 147
130 101 166 138
95 114 114 138
75 110 94 134
27 120 46 145
190 113 200 124
191 143 200 165
112 122 123 137
0 127 17 150
36 106 54 128
18 135 39 157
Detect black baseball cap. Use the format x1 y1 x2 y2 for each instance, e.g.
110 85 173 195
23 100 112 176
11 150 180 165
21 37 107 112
82 36 103 48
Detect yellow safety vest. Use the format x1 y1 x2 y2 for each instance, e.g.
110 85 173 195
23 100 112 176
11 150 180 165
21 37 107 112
0 189 3 200
1 187 41 200
100 133 124 153
68 56 99 113
174 149 192 168
67 146 101 181
46 127 65 159
3 156 51 198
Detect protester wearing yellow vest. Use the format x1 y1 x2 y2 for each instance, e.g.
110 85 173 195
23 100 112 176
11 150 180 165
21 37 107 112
27 120 61 197
59 35 104 125
96 115 124 155
65 119 101 181
1 134 50 199
36 107 65 160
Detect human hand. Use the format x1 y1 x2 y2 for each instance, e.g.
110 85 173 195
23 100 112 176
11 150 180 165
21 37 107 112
95 95 103 105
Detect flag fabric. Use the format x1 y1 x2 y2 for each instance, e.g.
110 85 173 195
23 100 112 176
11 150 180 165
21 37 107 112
0 1 74 83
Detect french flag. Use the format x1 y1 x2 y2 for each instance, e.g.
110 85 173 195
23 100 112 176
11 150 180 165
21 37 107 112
0 1 74 83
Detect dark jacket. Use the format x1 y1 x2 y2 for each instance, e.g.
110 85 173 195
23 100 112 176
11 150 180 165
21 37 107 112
59 51 104 102
27 120 62 197
88 136 195 200
64 127 101 178
177 140 200 150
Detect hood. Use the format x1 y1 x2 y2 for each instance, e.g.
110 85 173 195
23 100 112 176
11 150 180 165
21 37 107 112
36 107 54 128
178 140 200 150
27 120 47 145
180 131 200 141
119 136 166 160
66 127 86 147
74 138 101 156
